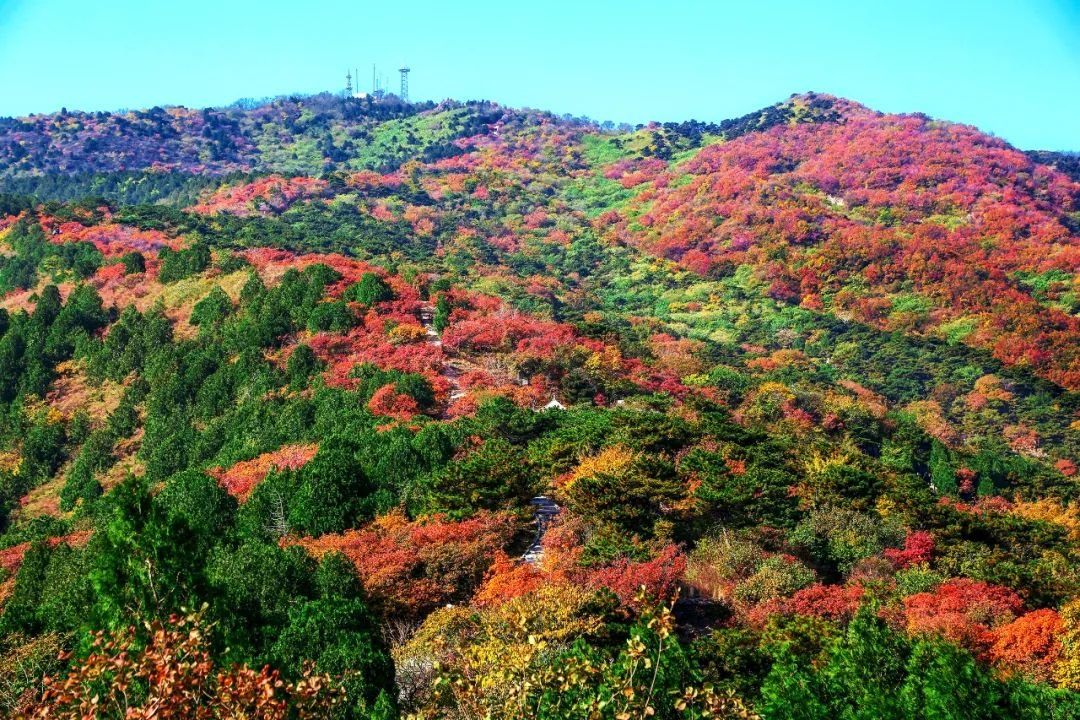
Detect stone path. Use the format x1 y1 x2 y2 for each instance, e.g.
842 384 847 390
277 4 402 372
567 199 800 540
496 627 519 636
420 304 465 403
522 496 560 565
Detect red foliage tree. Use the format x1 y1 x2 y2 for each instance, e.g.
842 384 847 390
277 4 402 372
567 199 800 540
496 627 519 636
367 383 420 421
583 545 687 608
904 578 1023 656
884 530 934 569
208 444 318 501
472 551 547 607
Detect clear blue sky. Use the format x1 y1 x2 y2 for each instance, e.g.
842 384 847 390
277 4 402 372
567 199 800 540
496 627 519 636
1 0 1077 149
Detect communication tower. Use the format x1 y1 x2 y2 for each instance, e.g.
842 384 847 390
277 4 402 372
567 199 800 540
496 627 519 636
399 66 410 103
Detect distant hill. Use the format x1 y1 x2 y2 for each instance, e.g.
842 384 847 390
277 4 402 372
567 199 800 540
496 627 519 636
0 93 504 178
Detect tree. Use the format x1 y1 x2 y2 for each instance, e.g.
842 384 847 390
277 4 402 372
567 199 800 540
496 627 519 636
433 292 452 333
120 250 146 274
420 438 534 517
270 553 397 717
345 272 394 306
287 344 321 389
563 450 684 540
59 428 111 511
20 609 352 719
0 540 51 635
191 286 234 330
288 437 375 536
898 639 1002 720
88 476 213 629
154 469 238 550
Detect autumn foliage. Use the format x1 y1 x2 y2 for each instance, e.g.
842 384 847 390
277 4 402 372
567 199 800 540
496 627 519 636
288 511 516 619
208 444 318 500
904 579 1024 655
19 610 348 719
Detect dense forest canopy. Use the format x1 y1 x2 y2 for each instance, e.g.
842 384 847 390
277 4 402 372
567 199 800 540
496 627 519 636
0 91 1078 718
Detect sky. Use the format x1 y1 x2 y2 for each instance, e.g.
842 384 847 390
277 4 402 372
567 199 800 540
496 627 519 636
0 0 1078 149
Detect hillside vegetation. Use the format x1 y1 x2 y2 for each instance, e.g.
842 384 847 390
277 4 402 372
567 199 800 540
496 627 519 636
0 92 1078 718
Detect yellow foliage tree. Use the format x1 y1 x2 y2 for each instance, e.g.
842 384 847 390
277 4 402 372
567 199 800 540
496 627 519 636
1055 600 1080 690
1012 498 1080 543
584 346 624 385
567 445 638 489
399 583 603 719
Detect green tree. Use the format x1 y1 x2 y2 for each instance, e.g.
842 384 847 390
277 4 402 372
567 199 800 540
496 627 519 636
288 437 375 536
287 343 321 389
433 292 452 333
120 251 147 274
88 476 213 629
59 428 113 511
345 272 394 306
154 469 238 550
270 552 397 717
190 285 234 330
420 437 534 517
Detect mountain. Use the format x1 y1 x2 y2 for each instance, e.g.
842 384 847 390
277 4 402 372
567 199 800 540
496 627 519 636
0 92 1079 718
0 94 503 176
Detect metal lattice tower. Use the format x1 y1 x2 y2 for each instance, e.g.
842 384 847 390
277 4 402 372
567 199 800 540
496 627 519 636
399 66 410 103
345 70 353 96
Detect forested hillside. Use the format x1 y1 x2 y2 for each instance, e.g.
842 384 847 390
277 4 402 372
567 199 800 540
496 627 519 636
0 91 1078 719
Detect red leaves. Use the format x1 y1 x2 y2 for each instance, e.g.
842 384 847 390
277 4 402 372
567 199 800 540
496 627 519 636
0 530 92 576
1057 459 1078 478
884 531 934 569
367 384 420 421
904 578 1023 656
22 610 345 719
189 175 329 216
584 545 687 608
209 444 318 500
473 551 547 607
597 104 1080 390
43 218 179 257
785 583 864 621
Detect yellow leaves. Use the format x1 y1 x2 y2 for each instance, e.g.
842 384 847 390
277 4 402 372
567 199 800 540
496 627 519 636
876 496 898 519
567 445 639 488
904 399 958 447
0 450 20 475
584 345 624 383
972 374 1014 403
388 323 428 345
754 381 796 404
650 334 705 376
398 582 606 717
1012 498 1080 543
802 448 854 479
1055 600 1080 690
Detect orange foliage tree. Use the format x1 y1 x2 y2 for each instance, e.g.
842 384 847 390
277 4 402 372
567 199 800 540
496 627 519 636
989 608 1063 682
20 609 349 719
289 510 517 619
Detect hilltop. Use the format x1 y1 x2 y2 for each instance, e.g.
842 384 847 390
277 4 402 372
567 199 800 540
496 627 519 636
0 92 1079 717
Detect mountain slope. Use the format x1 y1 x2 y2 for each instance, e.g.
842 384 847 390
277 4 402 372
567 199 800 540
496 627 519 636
0 92 1079 718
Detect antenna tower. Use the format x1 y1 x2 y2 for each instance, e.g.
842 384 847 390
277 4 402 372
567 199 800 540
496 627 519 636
345 69 353 96
399 66 410 103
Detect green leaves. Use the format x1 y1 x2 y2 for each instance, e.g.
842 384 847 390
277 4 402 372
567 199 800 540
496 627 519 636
344 272 394 307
